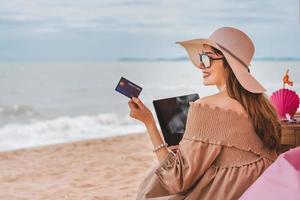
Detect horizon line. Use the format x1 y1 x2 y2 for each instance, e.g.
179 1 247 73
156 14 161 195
1 56 300 63
117 56 300 62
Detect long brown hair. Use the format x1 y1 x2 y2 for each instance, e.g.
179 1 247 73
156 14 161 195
212 47 281 153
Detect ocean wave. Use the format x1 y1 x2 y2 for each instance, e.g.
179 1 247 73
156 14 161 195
0 112 147 152
0 104 36 116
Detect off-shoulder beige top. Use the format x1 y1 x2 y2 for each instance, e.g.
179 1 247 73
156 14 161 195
136 101 278 200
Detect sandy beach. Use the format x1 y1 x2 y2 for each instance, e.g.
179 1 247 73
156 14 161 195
0 132 157 200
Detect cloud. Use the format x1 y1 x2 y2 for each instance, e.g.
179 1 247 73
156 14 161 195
0 0 299 61
0 0 294 34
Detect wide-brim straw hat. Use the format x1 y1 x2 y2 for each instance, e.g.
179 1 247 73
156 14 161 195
176 27 266 93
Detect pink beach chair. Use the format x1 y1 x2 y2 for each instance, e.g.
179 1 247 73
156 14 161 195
239 147 300 200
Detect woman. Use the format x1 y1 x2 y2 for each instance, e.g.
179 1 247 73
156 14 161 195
128 27 281 200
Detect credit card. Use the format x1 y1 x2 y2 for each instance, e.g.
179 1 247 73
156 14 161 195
115 77 143 98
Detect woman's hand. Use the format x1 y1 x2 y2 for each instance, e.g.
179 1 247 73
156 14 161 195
128 97 154 126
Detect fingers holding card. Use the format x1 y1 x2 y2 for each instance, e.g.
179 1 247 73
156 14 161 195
128 99 139 110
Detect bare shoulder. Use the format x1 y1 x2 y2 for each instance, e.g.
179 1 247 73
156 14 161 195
195 94 248 115
194 93 221 105
194 95 215 105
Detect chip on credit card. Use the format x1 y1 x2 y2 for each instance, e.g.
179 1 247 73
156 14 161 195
115 77 143 98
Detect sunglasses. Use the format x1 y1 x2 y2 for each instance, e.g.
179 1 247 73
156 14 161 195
198 52 224 69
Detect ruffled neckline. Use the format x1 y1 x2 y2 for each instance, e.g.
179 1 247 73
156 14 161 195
185 101 278 160
189 101 251 120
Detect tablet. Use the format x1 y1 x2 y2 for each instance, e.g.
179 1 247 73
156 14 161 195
152 93 199 146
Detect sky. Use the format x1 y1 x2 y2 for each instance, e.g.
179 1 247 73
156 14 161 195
0 0 299 61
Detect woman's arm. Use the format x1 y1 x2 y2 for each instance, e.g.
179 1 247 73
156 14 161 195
144 116 170 163
127 97 170 163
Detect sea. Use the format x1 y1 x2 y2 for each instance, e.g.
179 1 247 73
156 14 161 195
0 60 299 151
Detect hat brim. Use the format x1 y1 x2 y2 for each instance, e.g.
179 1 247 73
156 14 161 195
176 39 266 94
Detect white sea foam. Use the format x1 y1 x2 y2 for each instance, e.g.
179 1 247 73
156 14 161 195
0 112 146 152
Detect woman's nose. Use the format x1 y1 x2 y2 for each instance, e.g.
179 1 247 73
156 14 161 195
197 63 205 69
201 68 211 73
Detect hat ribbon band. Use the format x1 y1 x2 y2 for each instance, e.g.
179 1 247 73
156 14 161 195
216 43 250 69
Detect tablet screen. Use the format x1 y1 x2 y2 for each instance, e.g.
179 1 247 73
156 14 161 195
153 93 199 146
